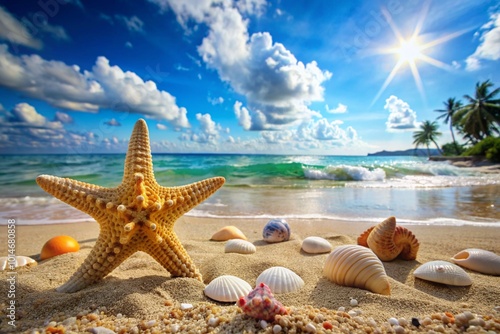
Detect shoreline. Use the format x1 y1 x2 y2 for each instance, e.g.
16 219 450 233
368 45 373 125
429 155 500 173
1 217 499 333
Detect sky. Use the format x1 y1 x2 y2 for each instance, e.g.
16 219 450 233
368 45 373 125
0 0 499 155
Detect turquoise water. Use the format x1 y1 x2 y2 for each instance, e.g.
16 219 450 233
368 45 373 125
1 154 499 225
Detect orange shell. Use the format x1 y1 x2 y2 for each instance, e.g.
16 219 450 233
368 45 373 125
40 235 80 260
357 217 419 261
210 226 247 241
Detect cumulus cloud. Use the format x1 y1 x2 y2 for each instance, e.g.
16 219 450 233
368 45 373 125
104 118 121 126
0 44 190 127
384 95 418 131
150 0 331 130
156 123 167 130
466 12 500 71
54 111 73 124
209 96 224 105
325 103 347 114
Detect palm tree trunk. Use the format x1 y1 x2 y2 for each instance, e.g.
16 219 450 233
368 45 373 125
426 144 430 157
431 139 443 155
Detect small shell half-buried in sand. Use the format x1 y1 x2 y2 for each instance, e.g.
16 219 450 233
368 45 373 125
237 282 288 321
451 248 500 276
0 255 37 271
357 216 419 261
301 236 332 254
263 219 291 243
224 239 256 254
323 245 391 295
211 226 247 241
413 260 472 286
256 266 304 294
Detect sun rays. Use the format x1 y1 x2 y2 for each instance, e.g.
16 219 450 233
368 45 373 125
370 3 470 107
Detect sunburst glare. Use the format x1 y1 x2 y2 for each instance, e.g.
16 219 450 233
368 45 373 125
370 2 470 107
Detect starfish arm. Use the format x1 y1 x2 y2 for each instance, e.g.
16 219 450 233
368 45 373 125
159 177 225 217
122 119 155 186
57 232 132 293
36 175 115 219
142 229 202 281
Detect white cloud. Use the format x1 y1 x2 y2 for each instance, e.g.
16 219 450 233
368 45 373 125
156 123 168 130
54 111 73 124
209 96 224 105
180 113 221 145
466 12 500 71
115 15 144 32
150 0 331 130
0 44 190 127
384 95 418 131
325 103 347 114
0 6 42 49
104 118 121 126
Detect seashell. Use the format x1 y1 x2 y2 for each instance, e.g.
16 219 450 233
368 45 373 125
413 260 472 286
256 266 304 294
237 282 288 321
301 236 332 254
40 235 80 260
323 245 391 295
451 248 500 276
0 255 37 271
210 226 247 241
225 239 256 254
263 219 290 243
357 216 419 261
204 275 252 302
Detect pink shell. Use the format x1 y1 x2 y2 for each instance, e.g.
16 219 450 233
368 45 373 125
237 283 288 321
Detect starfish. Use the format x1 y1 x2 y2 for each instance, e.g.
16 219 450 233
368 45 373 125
36 119 225 293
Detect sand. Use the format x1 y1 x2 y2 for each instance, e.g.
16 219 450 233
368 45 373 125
1 217 499 333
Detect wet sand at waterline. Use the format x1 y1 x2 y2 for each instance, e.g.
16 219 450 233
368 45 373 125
1 217 499 333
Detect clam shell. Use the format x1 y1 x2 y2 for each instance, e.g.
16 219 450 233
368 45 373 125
357 216 419 261
323 245 391 295
204 275 252 302
256 266 304 293
451 248 500 276
225 239 256 254
211 226 247 241
301 237 332 254
0 255 37 271
413 260 472 286
263 219 290 243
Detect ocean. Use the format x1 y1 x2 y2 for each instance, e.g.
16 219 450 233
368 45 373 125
0 154 499 226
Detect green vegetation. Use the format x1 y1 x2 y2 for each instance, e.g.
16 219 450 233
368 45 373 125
414 80 500 161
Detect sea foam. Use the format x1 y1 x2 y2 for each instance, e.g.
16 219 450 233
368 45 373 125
303 165 386 181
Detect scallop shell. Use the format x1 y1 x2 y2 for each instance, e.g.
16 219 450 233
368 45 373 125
357 216 419 261
301 236 332 254
451 248 500 276
225 239 256 254
210 226 247 241
263 219 290 243
204 275 252 302
0 255 37 271
256 266 304 294
323 245 391 295
413 260 472 286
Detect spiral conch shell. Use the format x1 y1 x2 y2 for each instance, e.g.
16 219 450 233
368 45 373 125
323 245 391 295
357 216 419 261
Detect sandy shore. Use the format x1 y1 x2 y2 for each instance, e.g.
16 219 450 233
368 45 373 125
1 217 499 333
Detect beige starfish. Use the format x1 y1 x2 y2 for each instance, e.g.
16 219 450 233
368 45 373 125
36 119 225 293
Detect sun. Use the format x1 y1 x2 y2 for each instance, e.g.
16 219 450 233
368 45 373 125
398 38 422 63
370 2 469 107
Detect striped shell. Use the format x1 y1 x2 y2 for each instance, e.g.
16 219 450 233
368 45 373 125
323 245 391 295
256 266 304 294
263 219 290 243
204 275 252 302
225 239 256 254
0 255 37 271
451 249 500 276
413 260 472 286
211 226 247 241
301 236 332 254
357 216 419 261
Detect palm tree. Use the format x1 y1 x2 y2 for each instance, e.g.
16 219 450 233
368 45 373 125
413 121 443 156
453 80 500 142
435 98 462 155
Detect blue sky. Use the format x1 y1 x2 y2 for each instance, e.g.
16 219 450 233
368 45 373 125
0 0 499 155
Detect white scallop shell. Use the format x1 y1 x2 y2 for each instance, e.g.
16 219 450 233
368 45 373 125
302 237 332 254
451 248 500 276
204 275 252 302
413 260 472 286
256 266 304 293
323 245 391 295
224 239 256 254
0 255 37 271
263 219 290 243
